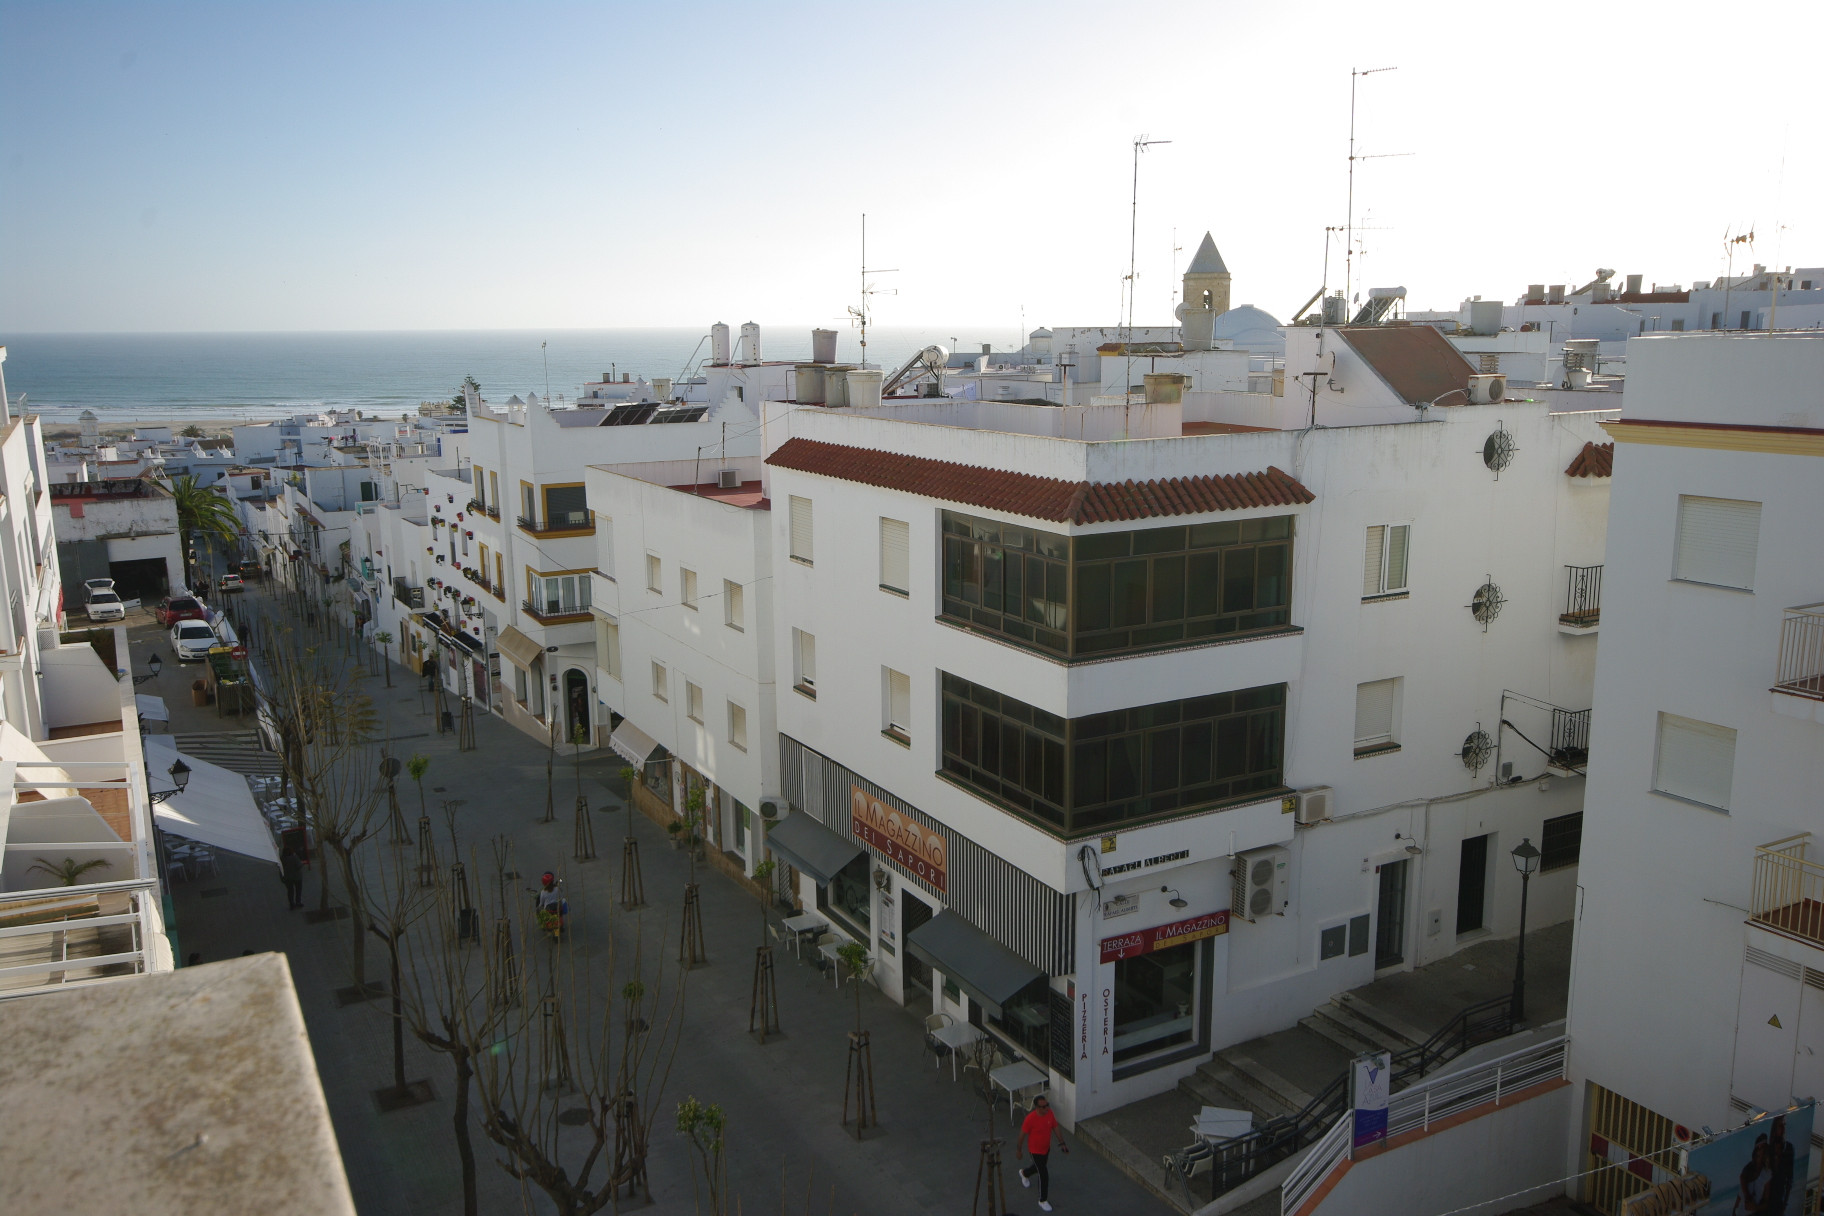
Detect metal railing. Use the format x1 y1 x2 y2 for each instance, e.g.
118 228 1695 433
0 880 160 1000
1560 564 1602 627
1550 708 1591 770
1776 604 1824 700
516 510 595 537
1281 1035 1568 1216
521 599 592 624
1172 993 1518 1197
1751 834 1824 946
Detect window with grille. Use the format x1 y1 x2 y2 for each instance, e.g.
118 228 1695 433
1540 812 1582 871
686 681 703 723
646 554 661 593
1653 712 1735 811
883 668 911 742
1673 496 1761 590
681 568 698 610
793 629 816 696
1353 678 1400 753
1363 524 1410 597
880 518 910 594
789 496 813 564
651 662 667 702
728 702 748 750
724 580 743 630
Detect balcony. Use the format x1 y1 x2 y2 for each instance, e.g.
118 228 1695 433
1558 564 1601 633
1548 707 1590 771
517 510 595 540
1752 835 1824 948
521 599 592 626
1773 606 1824 723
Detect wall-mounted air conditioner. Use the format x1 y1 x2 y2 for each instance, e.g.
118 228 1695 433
1231 845 1291 923
758 798 785 820
717 468 742 490
1286 786 1333 826
1467 374 1507 404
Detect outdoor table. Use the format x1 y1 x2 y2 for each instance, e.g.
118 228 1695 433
781 913 827 958
931 1022 984 1081
989 1059 1048 1115
818 939 862 988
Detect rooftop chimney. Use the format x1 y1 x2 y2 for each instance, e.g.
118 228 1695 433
811 328 837 365
1625 274 1643 294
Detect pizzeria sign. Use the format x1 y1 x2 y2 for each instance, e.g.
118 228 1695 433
1099 910 1229 963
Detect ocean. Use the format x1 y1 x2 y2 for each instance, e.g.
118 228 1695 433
0 327 983 426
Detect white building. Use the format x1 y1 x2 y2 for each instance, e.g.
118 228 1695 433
50 478 184 602
1562 331 1824 1209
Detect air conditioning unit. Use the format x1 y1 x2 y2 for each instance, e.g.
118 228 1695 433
717 468 742 490
1230 846 1291 923
1467 373 1507 404
758 798 784 820
1284 786 1333 826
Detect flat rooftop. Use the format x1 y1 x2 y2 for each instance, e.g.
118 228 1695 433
666 479 769 510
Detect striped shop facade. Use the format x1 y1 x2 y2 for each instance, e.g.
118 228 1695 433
779 734 1075 977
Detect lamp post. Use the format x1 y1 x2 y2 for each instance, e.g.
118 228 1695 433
132 653 163 686
1509 837 1541 1024
150 759 192 805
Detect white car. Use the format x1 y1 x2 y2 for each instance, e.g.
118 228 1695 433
84 577 116 596
170 619 220 662
84 589 126 622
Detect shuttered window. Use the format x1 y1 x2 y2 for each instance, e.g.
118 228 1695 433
595 615 621 680
681 568 698 610
1674 496 1761 590
724 579 744 630
793 629 816 694
885 668 911 739
1654 712 1736 811
880 517 910 594
646 554 661 592
728 701 748 750
686 681 703 723
651 661 667 702
1363 524 1410 597
789 496 814 564
1354 678 1398 751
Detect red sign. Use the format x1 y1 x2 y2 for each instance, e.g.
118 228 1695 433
850 786 947 893
1099 910 1229 963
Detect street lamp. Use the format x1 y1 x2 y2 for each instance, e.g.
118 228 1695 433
1509 837 1541 1024
150 759 192 805
133 653 163 685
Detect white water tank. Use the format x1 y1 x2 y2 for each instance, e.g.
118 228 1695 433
824 367 851 408
739 322 762 363
795 365 826 404
711 322 731 365
1468 299 1503 336
811 328 838 365
847 368 883 408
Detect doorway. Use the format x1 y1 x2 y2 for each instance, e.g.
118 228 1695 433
1457 834 1489 935
901 891 934 1003
564 668 590 745
1375 859 1409 969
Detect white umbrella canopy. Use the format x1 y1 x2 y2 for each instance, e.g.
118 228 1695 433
143 735 278 864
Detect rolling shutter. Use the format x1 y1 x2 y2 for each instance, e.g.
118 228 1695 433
1354 679 1396 747
1363 526 1385 596
1654 713 1736 810
888 669 911 732
880 518 909 592
1674 496 1761 590
790 496 814 563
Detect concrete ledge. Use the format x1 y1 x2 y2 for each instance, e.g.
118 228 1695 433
1075 1114 1199 1214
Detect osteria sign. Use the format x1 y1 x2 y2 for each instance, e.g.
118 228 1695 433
850 786 948 893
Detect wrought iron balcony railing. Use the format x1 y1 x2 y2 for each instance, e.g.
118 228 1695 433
1560 564 1601 628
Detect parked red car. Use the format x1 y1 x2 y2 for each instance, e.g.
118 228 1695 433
154 596 208 627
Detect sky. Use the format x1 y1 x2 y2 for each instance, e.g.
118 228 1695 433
3 0 1822 334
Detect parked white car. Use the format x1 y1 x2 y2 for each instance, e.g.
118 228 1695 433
170 619 219 662
84 589 126 622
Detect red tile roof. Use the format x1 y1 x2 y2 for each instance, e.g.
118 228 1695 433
1337 325 1477 405
765 438 1313 524
1564 441 1614 478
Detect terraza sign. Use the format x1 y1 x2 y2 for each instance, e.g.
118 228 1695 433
1099 910 1229 963
850 786 948 893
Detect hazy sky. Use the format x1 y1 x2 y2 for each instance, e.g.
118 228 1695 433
3 1 1820 334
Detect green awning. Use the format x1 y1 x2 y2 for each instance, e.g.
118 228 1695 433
906 911 1045 1018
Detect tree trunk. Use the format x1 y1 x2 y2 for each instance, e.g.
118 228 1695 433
382 643 391 688
335 844 367 984
453 1047 478 1216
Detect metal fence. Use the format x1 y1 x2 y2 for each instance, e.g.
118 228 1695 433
1777 604 1824 699
1560 564 1602 627
1751 833 1824 946
1281 1035 1569 1216
0 879 161 1000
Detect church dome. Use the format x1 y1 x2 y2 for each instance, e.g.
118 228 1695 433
1211 304 1285 355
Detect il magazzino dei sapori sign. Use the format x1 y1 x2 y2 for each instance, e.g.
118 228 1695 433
1099 910 1229 963
851 786 948 893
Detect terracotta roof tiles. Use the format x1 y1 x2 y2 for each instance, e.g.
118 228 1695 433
765 437 1313 524
1565 441 1614 478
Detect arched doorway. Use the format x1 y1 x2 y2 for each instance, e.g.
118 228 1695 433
564 668 590 747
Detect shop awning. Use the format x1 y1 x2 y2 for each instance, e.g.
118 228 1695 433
143 735 279 865
907 911 1045 1018
134 694 168 725
496 626 542 671
607 720 662 769
762 812 863 888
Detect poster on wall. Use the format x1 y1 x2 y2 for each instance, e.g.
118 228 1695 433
1670 1103 1815 1216
1350 1051 1391 1151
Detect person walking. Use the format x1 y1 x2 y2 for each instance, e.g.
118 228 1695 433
279 843 305 910
1016 1093 1068 1211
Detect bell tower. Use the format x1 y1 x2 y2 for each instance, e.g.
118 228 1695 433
1177 232 1232 350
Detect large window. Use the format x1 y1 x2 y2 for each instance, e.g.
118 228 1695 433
941 510 1293 660
1113 942 1198 1064
543 484 589 528
817 853 871 938
531 571 590 615
940 673 1286 835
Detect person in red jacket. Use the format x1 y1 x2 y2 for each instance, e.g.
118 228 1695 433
1016 1093 1069 1211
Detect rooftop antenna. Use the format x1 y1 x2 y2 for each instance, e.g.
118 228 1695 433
541 341 550 407
847 214 897 369
1722 226 1755 331
1170 228 1184 311
1346 66 1398 310
1125 134 1171 398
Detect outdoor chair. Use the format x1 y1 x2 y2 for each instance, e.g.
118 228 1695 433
923 1012 954 1070
810 932 841 972
190 849 218 879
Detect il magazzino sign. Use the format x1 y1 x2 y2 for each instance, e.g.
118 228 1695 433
1098 910 1229 963
850 786 948 893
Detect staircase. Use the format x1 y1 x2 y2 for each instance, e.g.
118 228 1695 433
172 731 281 777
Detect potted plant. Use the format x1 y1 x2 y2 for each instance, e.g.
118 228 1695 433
666 820 684 849
27 856 112 886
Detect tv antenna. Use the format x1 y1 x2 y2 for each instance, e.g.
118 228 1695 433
1722 226 1755 333
1345 66 1405 310
1124 134 1170 397
847 214 897 369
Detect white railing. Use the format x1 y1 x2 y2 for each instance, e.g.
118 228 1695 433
1281 1035 1568 1216
0 879 160 999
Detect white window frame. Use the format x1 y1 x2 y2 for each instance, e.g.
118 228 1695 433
1363 523 1411 598
883 667 911 743
724 579 744 631
1673 495 1762 591
1653 712 1736 811
793 628 817 697
646 553 662 593
789 495 813 565
681 567 698 610
1353 677 1401 754
728 701 748 751
651 661 668 702
879 517 910 595
685 680 703 723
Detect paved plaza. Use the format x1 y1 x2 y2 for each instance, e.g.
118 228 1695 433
144 592 1170 1216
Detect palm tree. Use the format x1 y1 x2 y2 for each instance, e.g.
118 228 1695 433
171 475 239 548
27 856 112 887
